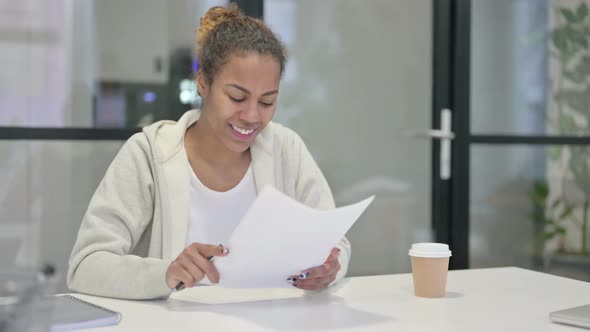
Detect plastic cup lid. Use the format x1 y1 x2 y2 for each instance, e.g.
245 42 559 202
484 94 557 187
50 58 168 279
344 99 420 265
408 243 452 258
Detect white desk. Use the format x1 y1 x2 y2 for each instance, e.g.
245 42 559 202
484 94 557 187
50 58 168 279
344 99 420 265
73 267 590 331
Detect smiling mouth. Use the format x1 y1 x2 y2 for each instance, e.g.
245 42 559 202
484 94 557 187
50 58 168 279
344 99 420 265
230 124 255 135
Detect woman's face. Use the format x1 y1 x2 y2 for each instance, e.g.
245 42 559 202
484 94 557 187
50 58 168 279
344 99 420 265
197 53 281 153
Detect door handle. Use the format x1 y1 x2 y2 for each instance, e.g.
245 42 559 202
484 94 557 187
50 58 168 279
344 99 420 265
436 109 453 180
407 109 454 180
425 129 455 140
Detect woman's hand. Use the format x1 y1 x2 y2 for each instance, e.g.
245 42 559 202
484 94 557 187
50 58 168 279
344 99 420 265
165 243 229 289
288 247 341 290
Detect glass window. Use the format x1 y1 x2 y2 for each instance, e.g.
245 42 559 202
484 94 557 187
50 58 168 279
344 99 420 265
471 0 551 135
0 140 124 292
471 0 590 137
470 145 590 282
0 0 228 128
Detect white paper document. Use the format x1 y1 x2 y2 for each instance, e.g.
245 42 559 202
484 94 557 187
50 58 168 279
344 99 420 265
213 187 374 288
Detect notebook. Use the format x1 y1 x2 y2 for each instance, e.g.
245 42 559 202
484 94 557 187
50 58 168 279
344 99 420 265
51 295 120 332
550 304 590 329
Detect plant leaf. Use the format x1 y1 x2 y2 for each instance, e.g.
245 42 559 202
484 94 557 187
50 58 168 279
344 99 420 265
544 230 558 240
535 181 549 198
552 28 568 52
559 206 573 219
550 198 562 209
577 2 589 20
570 29 588 48
561 8 578 23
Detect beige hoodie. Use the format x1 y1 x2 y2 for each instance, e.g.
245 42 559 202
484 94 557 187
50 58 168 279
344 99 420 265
67 110 350 299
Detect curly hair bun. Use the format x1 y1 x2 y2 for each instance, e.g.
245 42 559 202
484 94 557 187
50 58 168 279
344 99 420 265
196 3 242 51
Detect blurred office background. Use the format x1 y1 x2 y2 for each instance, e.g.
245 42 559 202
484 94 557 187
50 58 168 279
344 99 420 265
0 0 588 293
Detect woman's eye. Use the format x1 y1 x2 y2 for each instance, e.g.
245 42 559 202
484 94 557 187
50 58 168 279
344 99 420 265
229 96 245 103
260 101 273 107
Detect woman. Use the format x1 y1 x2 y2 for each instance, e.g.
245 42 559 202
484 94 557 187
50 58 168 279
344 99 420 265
67 4 350 300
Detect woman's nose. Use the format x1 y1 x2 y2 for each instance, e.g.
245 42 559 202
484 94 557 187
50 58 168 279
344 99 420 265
240 100 261 123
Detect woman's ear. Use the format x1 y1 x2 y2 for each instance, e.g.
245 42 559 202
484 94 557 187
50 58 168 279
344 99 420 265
196 71 208 98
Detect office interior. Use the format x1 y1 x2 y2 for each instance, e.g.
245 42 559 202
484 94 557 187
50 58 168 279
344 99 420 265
1 0 589 296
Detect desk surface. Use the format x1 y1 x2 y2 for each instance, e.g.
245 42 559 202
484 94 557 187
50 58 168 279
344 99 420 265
73 267 590 331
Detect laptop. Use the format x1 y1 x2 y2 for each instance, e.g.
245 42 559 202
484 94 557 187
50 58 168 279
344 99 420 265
550 304 590 329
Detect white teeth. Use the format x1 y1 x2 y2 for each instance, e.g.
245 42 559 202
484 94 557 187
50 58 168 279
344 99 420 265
231 124 254 135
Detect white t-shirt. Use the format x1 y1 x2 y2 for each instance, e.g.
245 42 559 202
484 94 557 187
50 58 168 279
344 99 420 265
185 162 257 247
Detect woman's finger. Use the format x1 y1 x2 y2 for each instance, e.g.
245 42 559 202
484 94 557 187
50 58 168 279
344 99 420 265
167 243 229 289
301 263 331 279
178 257 204 286
292 258 340 282
190 243 230 258
173 263 197 288
324 247 341 263
294 273 336 288
295 277 334 291
187 249 220 284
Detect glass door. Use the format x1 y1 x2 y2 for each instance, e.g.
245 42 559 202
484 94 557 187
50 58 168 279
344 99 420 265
452 0 590 281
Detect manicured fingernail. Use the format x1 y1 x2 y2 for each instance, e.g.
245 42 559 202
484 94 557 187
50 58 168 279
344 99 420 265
219 244 229 254
286 277 294 284
292 278 299 285
299 272 309 279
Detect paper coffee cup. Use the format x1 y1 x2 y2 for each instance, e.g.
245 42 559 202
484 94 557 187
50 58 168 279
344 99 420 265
409 243 452 298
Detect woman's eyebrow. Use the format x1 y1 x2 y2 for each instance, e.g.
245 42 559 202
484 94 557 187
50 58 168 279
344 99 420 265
225 83 278 96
